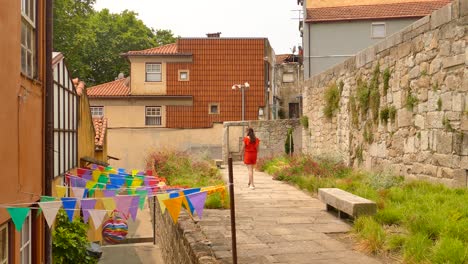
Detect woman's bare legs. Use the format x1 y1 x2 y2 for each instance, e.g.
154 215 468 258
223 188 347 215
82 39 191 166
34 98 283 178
247 164 254 189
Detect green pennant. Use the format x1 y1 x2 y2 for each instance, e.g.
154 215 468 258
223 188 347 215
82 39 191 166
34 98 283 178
98 175 109 185
37 196 56 217
125 175 133 187
136 190 147 210
7 207 30 231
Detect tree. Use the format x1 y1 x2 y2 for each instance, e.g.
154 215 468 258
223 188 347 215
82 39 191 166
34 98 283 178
54 1 177 86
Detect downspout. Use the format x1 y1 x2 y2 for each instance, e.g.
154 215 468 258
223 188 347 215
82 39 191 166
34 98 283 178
45 0 53 262
308 23 311 78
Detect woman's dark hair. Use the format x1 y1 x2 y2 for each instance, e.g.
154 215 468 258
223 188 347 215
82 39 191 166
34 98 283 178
247 128 256 143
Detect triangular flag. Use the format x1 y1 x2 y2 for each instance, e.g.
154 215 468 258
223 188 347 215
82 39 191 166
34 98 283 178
38 201 61 228
135 189 148 210
94 189 105 198
6 207 30 231
131 169 139 176
110 176 125 187
187 192 208 219
101 198 116 216
132 176 144 187
92 170 101 181
85 180 97 190
98 175 109 185
128 196 139 221
89 210 108 230
71 187 85 199
61 198 77 222
125 175 133 187
157 193 170 213
80 199 97 223
114 195 133 216
182 188 201 215
163 196 183 224
55 186 67 198
82 174 92 181
103 189 116 197
37 196 56 217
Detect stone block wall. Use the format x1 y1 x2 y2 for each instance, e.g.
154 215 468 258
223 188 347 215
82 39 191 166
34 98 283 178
302 0 468 187
222 120 302 163
151 197 220 264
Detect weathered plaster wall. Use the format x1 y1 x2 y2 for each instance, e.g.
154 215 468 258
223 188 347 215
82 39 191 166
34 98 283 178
302 0 468 187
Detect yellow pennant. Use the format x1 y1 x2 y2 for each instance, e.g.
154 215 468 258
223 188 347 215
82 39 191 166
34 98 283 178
101 198 116 216
131 178 143 187
92 170 101 181
94 189 105 198
86 180 97 190
131 169 139 176
163 196 183 224
179 192 193 216
156 193 170 213
55 185 67 198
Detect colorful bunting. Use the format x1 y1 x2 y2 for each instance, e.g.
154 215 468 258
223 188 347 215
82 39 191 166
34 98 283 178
136 189 148 210
55 186 67 198
128 196 139 221
187 192 208 219
157 193 170 213
7 207 30 231
71 187 85 199
38 201 61 228
81 199 97 223
163 196 183 224
37 196 56 217
114 195 133 216
103 189 116 197
61 197 77 222
101 198 116 216
89 210 108 230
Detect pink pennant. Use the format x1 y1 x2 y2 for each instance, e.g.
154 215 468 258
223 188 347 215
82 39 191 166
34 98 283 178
71 187 85 199
114 195 133 216
80 199 97 223
128 196 139 221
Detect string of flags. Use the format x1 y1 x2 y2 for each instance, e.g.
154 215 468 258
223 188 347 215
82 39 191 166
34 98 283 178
1 164 227 232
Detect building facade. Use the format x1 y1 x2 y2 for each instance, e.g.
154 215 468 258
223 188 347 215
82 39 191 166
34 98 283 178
298 0 451 78
0 0 47 262
274 54 304 119
87 37 275 169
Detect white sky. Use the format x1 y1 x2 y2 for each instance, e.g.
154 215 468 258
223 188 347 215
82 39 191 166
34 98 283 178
93 0 302 55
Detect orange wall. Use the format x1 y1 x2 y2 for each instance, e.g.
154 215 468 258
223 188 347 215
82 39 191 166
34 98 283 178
0 0 46 262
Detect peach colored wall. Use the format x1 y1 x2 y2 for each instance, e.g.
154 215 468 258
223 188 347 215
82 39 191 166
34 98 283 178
129 57 167 95
307 0 436 8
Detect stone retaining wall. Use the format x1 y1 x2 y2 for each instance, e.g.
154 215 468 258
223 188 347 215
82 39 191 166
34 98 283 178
151 197 220 264
222 119 302 163
302 0 468 187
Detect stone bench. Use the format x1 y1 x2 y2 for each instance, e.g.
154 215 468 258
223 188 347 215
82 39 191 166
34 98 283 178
318 188 377 218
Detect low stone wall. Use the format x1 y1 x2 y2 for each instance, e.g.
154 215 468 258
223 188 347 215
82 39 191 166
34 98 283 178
302 0 468 187
151 197 219 264
222 119 302 163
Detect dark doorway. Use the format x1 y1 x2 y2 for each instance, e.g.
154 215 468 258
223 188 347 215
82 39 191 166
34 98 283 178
289 103 300 118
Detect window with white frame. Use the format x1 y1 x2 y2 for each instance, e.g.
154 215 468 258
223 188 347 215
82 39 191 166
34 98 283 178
20 213 31 264
371 22 386 39
21 0 36 78
145 106 162 126
178 70 189 81
0 223 8 264
208 103 219 114
146 63 162 82
90 106 104 117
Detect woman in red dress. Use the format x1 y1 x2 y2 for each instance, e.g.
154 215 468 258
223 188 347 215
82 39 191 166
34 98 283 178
243 128 260 190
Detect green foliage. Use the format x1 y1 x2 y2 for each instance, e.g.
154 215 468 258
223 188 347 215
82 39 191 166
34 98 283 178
338 80 345 94
405 91 419 111
205 192 229 209
284 128 295 155
145 149 228 208
383 68 391 95
300 116 309 129
278 108 286 119
52 210 98 264
363 122 374 144
356 145 363 164
323 83 340 119
369 64 381 123
437 97 442 111
356 78 370 115
54 0 178 86
380 107 389 124
421 69 427 76
442 117 454 132
388 106 397 122
258 153 468 263
349 96 359 127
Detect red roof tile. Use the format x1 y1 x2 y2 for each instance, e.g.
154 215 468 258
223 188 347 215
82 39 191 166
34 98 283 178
306 0 451 22
276 54 293 64
87 78 130 97
124 43 179 56
92 117 107 148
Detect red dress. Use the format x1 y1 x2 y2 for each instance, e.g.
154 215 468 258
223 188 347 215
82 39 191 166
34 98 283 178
243 137 260 165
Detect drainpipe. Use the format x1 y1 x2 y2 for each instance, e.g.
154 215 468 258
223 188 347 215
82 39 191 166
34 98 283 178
45 0 53 262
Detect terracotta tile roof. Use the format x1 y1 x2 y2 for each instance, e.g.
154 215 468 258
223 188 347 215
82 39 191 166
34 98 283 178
124 43 179 56
306 0 451 22
276 54 293 64
93 117 107 149
87 78 130 97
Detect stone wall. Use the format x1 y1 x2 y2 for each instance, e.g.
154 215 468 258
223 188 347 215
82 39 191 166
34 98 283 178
222 120 302 163
151 197 220 264
302 0 468 187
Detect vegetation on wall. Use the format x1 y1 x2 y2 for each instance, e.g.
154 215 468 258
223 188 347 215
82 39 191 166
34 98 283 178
356 78 370 115
285 128 295 155
383 68 391 95
349 96 359 127
437 98 443 111
405 91 419 111
363 122 374 144
324 82 340 119
388 106 397 122
380 107 390 125
442 117 454 132
300 116 309 129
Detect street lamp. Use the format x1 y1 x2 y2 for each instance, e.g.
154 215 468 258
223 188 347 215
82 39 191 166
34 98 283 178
231 82 250 121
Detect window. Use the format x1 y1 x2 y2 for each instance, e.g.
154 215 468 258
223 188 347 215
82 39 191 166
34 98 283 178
146 63 162 82
282 73 294 83
145 106 162 125
208 103 219 114
0 224 8 264
21 0 36 78
178 70 190 81
371 22 386 38
90 106 104 117
20 213 31 264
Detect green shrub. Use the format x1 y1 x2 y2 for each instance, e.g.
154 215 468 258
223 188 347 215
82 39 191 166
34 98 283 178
324 82 340 119
405 91 418 111
403 233 433 263
388 106 397 122
365 172 403 190
375 207 404 225
385 234 406 252
380 107 389 124
383 68 391 95
356 79 370 115
205 192 229 209
432 236 468 264
285 128 294 155
52 210 98 264
300 115 309 129
354 216 386 254
437 97 442 111
363 122 374 143
349 96 359 127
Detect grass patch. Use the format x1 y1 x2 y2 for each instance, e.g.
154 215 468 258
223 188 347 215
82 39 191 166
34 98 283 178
259 154 468 263
405 91 419 111
324 82 340 119
146 149 228 209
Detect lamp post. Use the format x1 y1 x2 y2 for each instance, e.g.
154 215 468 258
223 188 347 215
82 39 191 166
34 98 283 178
231 82 250 121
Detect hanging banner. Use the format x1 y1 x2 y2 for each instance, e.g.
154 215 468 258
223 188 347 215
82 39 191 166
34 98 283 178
101 198 116 216
7 207 31 231
81 199 97 223
128 196 139 221
71 187 85 199
55 186 67 198
89 210 108 230
157 193 170 213
114 195 133 216
163 196 183 224
187 191 208 219
38 201 62 228
61 197 77 222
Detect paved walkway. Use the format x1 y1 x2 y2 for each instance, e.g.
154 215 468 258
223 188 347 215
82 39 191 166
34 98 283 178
198 162 381 264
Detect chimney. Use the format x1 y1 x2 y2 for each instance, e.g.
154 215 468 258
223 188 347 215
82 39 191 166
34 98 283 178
206 32 221 38
116 72 125 80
